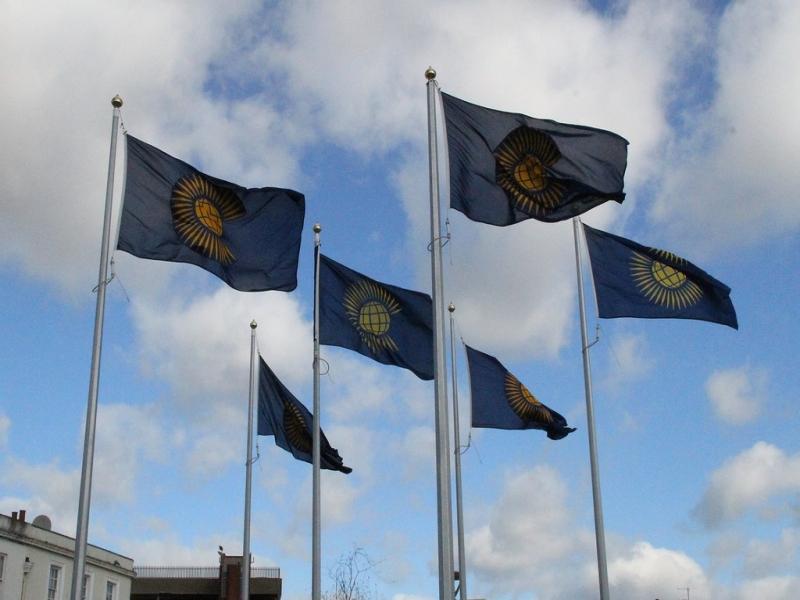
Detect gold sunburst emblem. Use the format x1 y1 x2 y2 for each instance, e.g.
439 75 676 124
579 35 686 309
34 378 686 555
630 249 704 309
283 399 311 453
494 126 566 217
504 372 553 424
171 173 246 265
343 280 401 354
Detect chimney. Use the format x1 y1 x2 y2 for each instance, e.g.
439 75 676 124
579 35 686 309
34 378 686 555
19 510 27 522
11 511 18 521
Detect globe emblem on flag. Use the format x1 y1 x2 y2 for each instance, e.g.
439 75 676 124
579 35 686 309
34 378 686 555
343 280 401 354
194 198 223 236
359 301 391 336
494 126 567 217
283 398 312 453
651 262 685 289
630 249 704 309
504 372 553 424
171 173 246 265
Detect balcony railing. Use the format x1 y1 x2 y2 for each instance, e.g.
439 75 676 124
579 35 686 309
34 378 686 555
134 567 280 579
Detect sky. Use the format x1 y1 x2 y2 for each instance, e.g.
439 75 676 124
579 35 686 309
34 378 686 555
1 1 799 599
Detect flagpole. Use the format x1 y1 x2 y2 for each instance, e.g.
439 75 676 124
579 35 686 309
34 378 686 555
447 304 467 600
425 66 455 600
572 217 610 600
242 320 257 600
312 223 322 600
69 95 123 600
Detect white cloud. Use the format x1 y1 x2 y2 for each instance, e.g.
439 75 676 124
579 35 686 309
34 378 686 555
466 466 595 597
730 575 800 600
0 412 9 447
706 365 768 425
0 403 170 532
132 286 311 401
608 542 711 599
0 0 300 296
0 461 79 533
650 0 800 252
93 403 170 504
694 442 800 528
393 425 435 480
602 333 654 389
743 528 800 579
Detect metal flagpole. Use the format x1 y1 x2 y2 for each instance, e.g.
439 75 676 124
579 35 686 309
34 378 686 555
312 223 322 600
425 66 455 600
447 304 467 600
572 217 610 600
242 320 258 600
69 94 123 600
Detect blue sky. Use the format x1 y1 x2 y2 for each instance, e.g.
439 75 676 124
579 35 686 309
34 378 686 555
2 1 799 599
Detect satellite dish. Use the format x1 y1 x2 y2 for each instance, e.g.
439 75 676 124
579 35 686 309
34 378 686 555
32 515 52 530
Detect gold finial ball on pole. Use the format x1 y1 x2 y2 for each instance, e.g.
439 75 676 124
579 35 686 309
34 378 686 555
448 302 455 313
425 66 437 81
111 95 123 108
313 223 322 233
250 320 257 329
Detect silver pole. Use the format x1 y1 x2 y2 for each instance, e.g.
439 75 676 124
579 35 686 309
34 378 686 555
242 320 257 600
70 95 123 600
312 223 322 600
447 304 467 600
572 218 610 600
425 67 455 600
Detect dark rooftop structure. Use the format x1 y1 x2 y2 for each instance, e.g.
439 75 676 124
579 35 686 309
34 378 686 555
131 554 280 600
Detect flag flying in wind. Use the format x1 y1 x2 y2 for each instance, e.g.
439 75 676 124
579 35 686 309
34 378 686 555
117 135 305 292
257 356 351 474
582 224 738 329
318 252 434 380
442 92 628 226
466 345 575 440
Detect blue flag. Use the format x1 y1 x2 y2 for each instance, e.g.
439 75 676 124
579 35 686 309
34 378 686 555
466 345 575 440
582 224 738 329
257 356 351 474
318 252 434 380
117 135 305 292
442 92 628 226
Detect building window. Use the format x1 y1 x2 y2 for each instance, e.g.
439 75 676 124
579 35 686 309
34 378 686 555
48 565 62 600
105 580 116 600
0 553 6 581
81 574 92 600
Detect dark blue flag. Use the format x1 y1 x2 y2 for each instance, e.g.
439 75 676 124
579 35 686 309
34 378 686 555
466 345 575 440
582 224 738 329
117 135 305 292
318 253 434 380
442 92 628 226
257 356 351 474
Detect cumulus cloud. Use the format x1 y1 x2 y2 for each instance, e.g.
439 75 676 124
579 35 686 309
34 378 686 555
0 403 170 532
706 365 768 425
93 403 170 504
694 442 800 528
132 286 311 401
730 575 800 600
650 0 800 252
465 465 718 599
467 466 595 597
609 542 710 599
742 528 800 579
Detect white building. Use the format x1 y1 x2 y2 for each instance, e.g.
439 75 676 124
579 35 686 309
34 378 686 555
0 511 134 600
